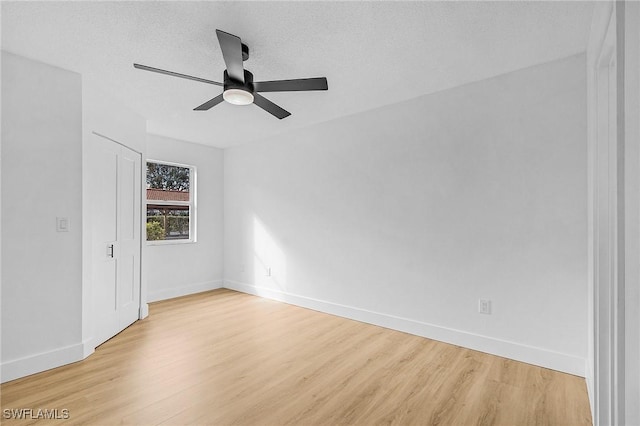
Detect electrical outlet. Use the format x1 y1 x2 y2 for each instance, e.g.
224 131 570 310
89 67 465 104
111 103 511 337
478 299 492 315
266 267 271 277
239 264 245 273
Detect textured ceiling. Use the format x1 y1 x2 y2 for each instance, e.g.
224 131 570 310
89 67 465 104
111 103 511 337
2 1 594 148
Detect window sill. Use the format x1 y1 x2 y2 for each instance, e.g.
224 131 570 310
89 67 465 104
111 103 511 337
147 239 196 246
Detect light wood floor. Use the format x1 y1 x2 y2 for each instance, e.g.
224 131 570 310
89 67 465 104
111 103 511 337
1 289 592 425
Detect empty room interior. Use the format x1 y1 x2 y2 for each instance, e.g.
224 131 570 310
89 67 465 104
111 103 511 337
1 1 639 425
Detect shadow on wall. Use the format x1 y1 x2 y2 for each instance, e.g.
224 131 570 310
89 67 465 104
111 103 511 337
252 215 287 295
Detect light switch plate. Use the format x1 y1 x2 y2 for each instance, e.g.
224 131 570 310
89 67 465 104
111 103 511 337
56 217 70 232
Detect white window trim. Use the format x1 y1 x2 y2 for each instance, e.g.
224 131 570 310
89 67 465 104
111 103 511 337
146 159 197 245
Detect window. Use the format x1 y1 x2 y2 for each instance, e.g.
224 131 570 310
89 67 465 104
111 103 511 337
146 161 195 243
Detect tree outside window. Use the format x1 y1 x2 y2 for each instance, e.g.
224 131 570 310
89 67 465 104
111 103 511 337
146 161 195 242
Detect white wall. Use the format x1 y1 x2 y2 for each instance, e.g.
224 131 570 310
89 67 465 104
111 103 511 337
146 134 224 302
1 52 83 382
224 54 588 376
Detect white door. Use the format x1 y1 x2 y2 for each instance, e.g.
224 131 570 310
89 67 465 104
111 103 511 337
90 133 141 347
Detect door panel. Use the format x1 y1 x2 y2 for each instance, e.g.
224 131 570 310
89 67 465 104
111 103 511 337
91 133 141 347
118 145 141 330
120 156 136 240
91 143 119 346
119 255 135 305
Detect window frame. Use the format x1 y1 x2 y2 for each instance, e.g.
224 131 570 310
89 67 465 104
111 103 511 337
145 159 197 245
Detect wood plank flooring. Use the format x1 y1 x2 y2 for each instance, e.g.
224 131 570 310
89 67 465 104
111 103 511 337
1 289 592 425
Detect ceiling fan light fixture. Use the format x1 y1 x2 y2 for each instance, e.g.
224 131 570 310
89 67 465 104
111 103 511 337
223 88 254 105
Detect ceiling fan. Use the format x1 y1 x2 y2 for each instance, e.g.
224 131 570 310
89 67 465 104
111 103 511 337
134 29 328 119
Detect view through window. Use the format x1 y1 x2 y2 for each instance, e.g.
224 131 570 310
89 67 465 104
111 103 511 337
146 161 194 242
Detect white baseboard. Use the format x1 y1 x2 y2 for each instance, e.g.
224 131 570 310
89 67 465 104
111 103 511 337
82 338 95 359
1 342 85 383
147 279 223 303
224 280 586 377
139 303 149 319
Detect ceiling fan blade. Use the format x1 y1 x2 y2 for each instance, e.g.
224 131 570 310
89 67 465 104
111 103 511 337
254 77 328 92
216 30 245 83
193 94 224 111
133 63 223 86
253 94 291 119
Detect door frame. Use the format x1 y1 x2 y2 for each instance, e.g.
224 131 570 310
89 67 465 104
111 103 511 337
587 2 627 424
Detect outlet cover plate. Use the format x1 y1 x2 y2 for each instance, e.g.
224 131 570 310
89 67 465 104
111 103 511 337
478 299 492 314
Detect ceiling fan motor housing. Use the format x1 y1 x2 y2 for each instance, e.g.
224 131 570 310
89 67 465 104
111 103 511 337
224 69 254 94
